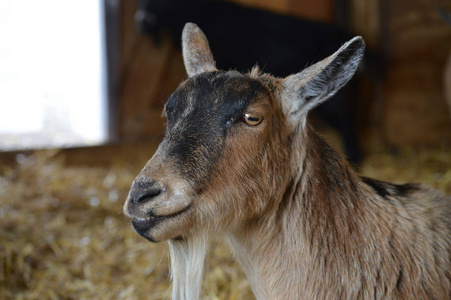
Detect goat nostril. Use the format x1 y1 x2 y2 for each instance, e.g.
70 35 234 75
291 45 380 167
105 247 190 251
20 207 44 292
131 181 164 204
135 187 162 203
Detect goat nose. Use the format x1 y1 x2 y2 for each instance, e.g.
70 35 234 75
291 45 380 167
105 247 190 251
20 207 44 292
130 180 164 204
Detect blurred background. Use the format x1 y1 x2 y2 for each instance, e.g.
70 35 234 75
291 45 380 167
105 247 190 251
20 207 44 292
0 0 450 299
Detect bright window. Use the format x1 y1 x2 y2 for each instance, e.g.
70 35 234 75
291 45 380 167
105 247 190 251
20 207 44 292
0 0 107 150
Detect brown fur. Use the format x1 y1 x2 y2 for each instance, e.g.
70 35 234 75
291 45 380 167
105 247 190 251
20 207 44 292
124 23 451 299
228 125 451 299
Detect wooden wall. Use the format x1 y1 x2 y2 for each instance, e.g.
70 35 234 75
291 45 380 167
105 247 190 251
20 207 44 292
382 0 451 146
119 1 185 140
117 0 451 148
226 0 334 21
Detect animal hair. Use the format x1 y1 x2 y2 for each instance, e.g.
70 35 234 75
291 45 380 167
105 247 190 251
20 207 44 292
168 234 209 300
123 23 451 299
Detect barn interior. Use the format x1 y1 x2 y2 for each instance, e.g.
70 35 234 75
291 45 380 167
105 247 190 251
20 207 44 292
0 0 450 299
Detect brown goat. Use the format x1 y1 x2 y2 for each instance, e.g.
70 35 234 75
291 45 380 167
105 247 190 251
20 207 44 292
123 23 451 299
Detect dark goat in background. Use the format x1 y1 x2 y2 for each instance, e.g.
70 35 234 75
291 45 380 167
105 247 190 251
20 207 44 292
136 0 368 163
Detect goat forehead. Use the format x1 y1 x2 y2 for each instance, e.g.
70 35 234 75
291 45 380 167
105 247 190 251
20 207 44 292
162 71 267 180
168 71 267 127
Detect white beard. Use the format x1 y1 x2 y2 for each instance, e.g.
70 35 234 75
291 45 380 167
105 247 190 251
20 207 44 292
168 234 209 300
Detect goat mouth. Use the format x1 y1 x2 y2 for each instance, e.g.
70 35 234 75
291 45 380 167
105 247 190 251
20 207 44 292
131 206 191 239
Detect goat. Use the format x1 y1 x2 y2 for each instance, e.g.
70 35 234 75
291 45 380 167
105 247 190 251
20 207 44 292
123 23 451 299
135 0 365 164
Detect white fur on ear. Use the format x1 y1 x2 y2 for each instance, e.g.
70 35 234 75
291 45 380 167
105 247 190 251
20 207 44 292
281 36 365 126
182 23 217 77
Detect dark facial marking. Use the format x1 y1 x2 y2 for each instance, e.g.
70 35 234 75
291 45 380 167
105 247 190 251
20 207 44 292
163 71 267 187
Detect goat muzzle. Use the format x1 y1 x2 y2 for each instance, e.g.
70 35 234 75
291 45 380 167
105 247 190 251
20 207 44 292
130 180 165 204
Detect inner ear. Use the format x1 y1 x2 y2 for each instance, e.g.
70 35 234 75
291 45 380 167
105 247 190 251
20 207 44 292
302 37 364 102
182 23 217 77
282 36 365 119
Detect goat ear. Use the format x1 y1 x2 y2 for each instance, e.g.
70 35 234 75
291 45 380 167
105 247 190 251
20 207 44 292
182 23 217 77
281 36 365 124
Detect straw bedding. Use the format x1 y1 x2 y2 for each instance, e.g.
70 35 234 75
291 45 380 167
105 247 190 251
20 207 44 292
0 145 449 299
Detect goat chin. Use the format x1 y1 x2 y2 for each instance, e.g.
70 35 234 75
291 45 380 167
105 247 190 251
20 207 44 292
168 234 210 300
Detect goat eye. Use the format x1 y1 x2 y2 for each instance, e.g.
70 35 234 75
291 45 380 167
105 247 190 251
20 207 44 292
243 113 263 126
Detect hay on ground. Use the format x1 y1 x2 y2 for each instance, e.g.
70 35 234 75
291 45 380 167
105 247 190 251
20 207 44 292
0 145 449 299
